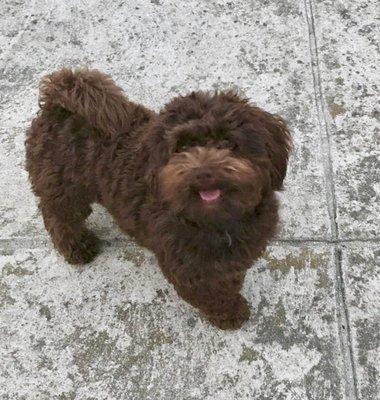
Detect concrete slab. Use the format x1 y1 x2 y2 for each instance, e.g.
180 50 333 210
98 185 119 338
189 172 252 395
0 244 346 400
342 244 380 400
0 0 331 241
312 0 380 239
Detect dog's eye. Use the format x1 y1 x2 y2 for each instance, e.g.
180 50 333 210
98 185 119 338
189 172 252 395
216 140 227 149
217 140 237 150
177 144 189 152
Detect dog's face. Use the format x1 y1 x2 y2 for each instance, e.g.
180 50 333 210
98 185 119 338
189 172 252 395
159 140 266 225
145 91 291 225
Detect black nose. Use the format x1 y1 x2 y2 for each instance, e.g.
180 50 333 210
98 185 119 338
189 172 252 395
195 168 215 183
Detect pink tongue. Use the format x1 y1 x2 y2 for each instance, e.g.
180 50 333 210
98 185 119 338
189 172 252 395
199 189 221 202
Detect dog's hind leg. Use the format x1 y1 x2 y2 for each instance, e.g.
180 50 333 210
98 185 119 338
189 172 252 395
39 193 100 265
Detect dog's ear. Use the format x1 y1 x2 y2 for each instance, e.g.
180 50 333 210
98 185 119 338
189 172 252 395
246 108 292 191
262 112 292 190
136 121 170 190
220 93 292 190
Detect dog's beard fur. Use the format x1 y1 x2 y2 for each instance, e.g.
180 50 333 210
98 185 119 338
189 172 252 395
159 146 265 226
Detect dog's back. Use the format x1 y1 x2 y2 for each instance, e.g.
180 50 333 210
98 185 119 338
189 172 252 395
25 69 153 263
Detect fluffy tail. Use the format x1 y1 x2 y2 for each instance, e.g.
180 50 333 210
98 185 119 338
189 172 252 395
39 68 144 135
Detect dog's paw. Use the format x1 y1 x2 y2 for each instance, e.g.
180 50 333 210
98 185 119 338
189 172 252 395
206 295 251 330
63 230 101 265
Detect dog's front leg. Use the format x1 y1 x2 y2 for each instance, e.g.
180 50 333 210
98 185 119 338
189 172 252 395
173 274 250 330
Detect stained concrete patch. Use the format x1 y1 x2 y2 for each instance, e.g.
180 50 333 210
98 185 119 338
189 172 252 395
0 245 345 399
341 244 380 400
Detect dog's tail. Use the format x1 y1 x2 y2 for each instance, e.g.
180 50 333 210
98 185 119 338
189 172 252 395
39 68 141 135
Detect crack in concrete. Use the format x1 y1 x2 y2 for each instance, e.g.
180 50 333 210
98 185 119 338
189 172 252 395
304 0 359 399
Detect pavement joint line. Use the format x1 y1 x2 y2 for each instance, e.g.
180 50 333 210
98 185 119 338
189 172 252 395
304 0 359 399
0 236 379 253
276 238 380 245
334 246 361 400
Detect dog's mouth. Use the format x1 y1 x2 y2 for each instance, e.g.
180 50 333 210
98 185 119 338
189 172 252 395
199 189 221 203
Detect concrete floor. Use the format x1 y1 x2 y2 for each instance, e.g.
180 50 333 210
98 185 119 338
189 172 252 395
0 1 378 399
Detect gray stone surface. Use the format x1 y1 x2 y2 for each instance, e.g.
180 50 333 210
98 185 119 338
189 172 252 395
312 0 379 239
342 244 380 400
1 245 345 400
0 1 378 399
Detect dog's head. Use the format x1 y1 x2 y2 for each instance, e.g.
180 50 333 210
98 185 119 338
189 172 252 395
143 91 291 225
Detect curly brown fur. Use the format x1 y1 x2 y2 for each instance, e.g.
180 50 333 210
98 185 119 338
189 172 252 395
26 69 292 330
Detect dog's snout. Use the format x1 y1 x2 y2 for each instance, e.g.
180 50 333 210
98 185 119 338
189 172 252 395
196 169 212 180
194 168 215 183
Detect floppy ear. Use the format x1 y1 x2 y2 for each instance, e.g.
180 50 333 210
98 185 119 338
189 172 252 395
135 120 170 190
263 113 292 190
220 93 292 191
249 109 292 190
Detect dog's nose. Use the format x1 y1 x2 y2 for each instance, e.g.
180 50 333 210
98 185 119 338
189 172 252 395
194 168 215 183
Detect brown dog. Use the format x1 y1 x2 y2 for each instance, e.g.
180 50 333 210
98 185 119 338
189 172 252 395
26 69 291 329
